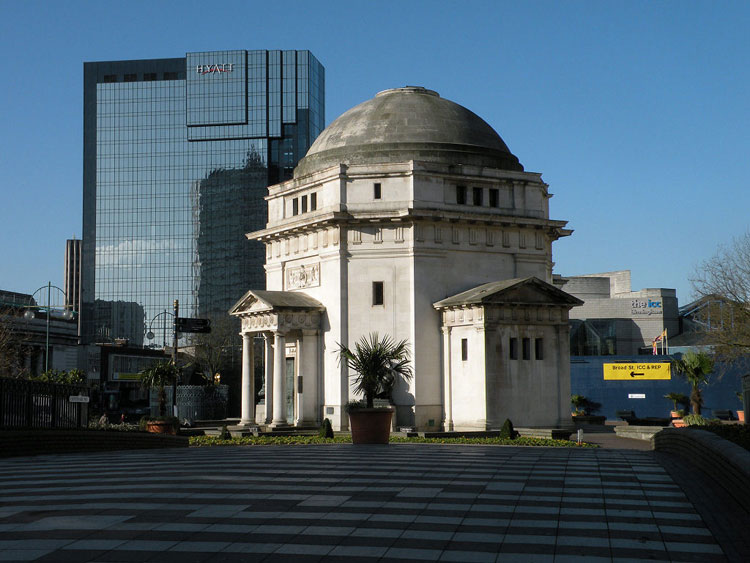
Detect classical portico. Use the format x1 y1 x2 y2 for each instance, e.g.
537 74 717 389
230 290 324 428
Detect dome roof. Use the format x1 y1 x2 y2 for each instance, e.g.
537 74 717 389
294 87 523 177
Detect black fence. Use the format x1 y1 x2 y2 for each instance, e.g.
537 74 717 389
0 377 89 429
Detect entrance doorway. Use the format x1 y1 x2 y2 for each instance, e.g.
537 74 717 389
285 357 295 423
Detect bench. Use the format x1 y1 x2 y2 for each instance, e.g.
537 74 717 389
615 410 636 423
712 409 734 421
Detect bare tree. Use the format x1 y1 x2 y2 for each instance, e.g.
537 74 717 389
691 231 750 360
188 316 240 385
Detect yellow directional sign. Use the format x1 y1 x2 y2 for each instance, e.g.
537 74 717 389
113 372 142 381
603 362 671 380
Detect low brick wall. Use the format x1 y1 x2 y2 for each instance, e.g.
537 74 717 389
653 428 750 510
0 429 188 458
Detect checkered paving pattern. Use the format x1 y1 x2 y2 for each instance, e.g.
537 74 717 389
0 445 728 562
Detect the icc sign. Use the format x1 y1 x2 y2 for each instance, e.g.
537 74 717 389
603 362 671 380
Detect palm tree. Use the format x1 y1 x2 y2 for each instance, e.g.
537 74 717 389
672 351 714 415
337 333 413 408
664 392 689 413
139 361 179 417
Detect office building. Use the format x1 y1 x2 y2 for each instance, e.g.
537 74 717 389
81 50 325 350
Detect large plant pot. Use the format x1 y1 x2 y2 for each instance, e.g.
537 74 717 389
349 408 394 444
146 421 177 435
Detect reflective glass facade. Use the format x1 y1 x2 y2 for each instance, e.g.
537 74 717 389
82 51 325 346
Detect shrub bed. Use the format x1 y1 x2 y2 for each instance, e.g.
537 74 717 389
189 435 597 448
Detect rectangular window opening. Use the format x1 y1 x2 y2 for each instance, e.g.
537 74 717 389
103 74 117 83
372 281 384 306
144 73 157 81
473 187 483 206
124 74 137 82
292 198 299 216
535 338 544 361
456 185 467 205
489 188 499 208
310 192 317 211
461 338 468 361
374 183 382 199
509 338 518 360
301 195 308 213
522 338 531 360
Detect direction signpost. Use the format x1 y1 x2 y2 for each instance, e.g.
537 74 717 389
176 317 211 333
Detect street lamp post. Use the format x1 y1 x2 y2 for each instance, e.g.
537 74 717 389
25 282 74 373
146 310 174 349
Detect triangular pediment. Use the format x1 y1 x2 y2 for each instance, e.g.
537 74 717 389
229 289 324 316
434 277 583 309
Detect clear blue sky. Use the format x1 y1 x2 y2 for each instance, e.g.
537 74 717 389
1 0 748 303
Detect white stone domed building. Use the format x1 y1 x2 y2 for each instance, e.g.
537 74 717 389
231 87 581 431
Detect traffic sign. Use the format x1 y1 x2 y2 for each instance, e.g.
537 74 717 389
176 317 211 333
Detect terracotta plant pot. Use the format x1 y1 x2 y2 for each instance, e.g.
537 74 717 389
672 419 686 428
146 421 177 435
737 410 745 422
349 407 394 444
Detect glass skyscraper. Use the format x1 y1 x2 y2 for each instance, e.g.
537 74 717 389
82 50 324 348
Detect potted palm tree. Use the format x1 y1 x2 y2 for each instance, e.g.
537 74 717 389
337 333 412 444
672 351 714 415
664 392 689 419
139 360 180 434
571 394 588 416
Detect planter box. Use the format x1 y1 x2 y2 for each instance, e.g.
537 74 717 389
349 408 394 444
146 421 177 435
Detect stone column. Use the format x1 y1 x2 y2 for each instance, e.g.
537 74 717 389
263 333 274 424
442 325 453 431
295 334 304 425
271 331 287 427
240 332 255 426
303 329 320 425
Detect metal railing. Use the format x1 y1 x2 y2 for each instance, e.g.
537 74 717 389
0 377 89 429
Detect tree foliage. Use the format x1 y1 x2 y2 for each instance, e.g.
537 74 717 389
0 308 26 378
691 232 750 360
337 333 413 408
672 351 714 415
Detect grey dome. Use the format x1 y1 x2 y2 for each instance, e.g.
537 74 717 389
294 87 523 177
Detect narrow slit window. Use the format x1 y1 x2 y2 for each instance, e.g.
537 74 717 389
374 183 382 199
310 192 317 211
292 198 299 216
461 338 468 361
473 187 483 206
489 188 499 208
535 338 544 360
301 195 308 213
456 185 467 205
509 338 518 360
522 338 531 360
372 281 384 306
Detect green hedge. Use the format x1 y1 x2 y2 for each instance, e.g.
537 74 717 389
703 423 750 451
189 435 597 448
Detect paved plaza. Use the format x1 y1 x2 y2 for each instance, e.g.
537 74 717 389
0 444 742 562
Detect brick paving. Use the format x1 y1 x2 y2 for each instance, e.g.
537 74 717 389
0 444 741 562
